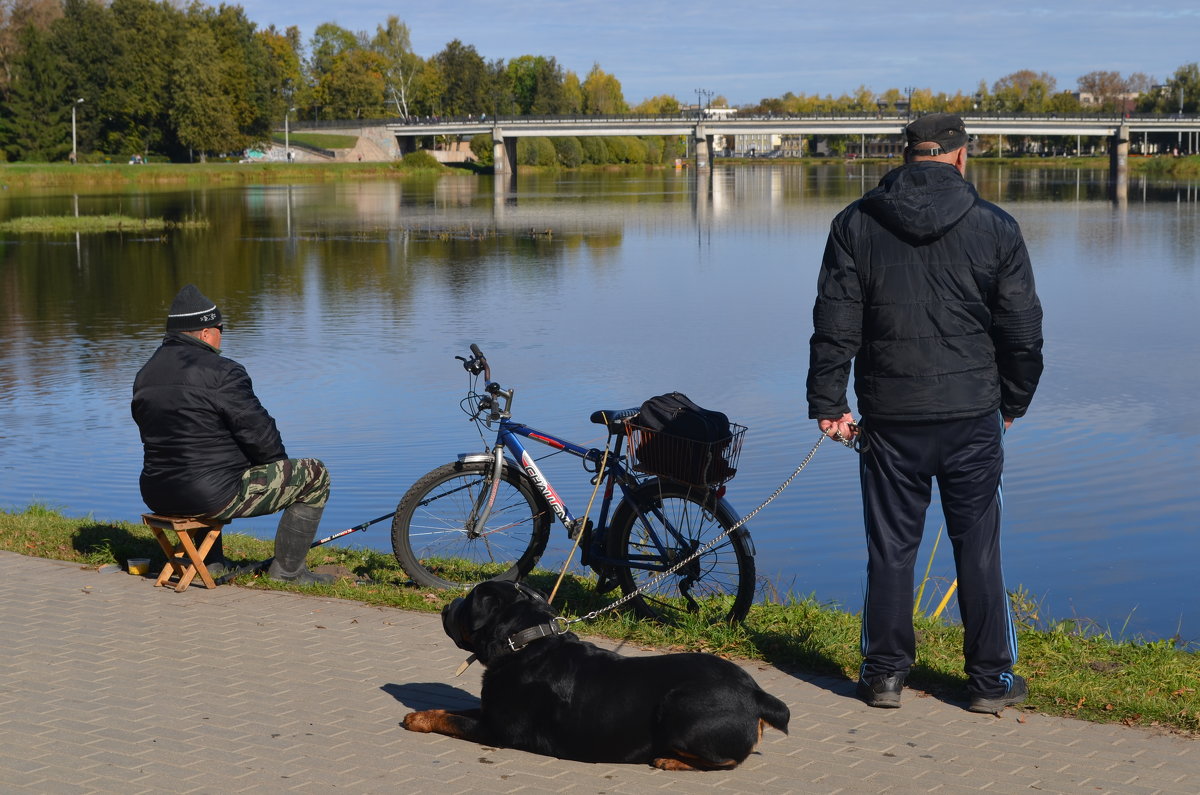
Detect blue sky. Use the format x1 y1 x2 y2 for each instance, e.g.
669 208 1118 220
234 1 1199 106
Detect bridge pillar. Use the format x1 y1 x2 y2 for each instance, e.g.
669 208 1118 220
491 128 517 176
694 125 712 168
1109 124 1129 203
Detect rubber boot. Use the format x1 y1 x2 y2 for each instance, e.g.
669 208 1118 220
203 532 229 579
267 503 336 585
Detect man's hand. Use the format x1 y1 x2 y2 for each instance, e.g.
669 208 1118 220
1004 416 1014 431
818 412 858 442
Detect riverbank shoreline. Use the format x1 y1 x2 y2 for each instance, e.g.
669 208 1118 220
3 154 1197 191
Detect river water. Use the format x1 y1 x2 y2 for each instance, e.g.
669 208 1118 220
1 163 1197 644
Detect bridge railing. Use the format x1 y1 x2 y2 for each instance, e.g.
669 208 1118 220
288 111 1197 133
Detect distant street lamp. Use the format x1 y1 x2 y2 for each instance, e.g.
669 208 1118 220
70 98 84 163
904 86 916 118
1154 84 1187 152
284 107 296 162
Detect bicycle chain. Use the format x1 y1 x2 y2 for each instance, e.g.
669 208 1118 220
566 431 833 626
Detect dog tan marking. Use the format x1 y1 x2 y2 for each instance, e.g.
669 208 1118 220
653 750 739 771
402 709 493 744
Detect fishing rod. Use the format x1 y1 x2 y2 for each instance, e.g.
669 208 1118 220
212 510 396 584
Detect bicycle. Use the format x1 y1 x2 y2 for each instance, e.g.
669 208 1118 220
390 344 756 624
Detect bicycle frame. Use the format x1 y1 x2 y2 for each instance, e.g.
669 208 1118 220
475 418 628 532
467 416 694 574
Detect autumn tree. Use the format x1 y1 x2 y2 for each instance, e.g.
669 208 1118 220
562 70 584 113
632 94 681 114
0 22 67 160
990 70 1057 112
581 63 626 114
431 39 492 117
1076 70 1144 111
259 25 303 124
505 54 567 115
371 15 422 118
1138 64 1197 114
207 4 276 142
108 0 183 155
169 14 238 159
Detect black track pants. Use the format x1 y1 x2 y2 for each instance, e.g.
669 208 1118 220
858 413 1018 697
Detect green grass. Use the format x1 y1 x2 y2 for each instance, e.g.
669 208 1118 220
0 161 429 189
271 132 360 150
0 214 208 234
1 504 1196 735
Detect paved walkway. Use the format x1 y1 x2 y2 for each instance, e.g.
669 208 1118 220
0 551 1196 794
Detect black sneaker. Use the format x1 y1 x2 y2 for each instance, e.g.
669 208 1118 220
856 672 906 708
968 674 1028 714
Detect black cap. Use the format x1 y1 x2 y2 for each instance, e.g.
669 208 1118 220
166 284 222 332
904 112 968 154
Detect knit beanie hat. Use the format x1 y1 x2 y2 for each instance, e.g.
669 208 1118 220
166 284 222 332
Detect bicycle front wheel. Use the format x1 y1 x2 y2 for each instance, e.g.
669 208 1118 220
608 480 755 624
391 460 551 589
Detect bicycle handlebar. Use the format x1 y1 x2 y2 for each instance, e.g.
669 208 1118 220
463 343 490 381
459 344 513 419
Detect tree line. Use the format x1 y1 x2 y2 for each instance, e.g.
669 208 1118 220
1 0 1197 163
744 68 1199 117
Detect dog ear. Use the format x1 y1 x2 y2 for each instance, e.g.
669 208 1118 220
466 583 507 635
512 581 549 603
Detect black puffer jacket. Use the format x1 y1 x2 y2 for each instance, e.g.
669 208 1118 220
131 332 287 515
807 161 1043 422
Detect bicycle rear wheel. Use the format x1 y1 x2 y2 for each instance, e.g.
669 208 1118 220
392 460 551 589
608 480 755 624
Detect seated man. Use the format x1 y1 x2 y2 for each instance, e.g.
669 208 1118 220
131 284 335 585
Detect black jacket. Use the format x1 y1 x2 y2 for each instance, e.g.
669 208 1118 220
131 332 287 515
807 162 1043 422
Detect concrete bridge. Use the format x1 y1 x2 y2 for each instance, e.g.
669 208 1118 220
381 113 1200 176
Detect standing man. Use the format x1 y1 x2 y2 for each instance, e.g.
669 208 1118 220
132 284 336 585
806 114 1043 712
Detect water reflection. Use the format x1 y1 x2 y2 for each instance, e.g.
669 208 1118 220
0 163 1197 645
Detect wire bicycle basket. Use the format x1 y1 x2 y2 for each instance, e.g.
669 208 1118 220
624 421 747 488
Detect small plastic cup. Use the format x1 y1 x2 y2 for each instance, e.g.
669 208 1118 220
127 558 151 576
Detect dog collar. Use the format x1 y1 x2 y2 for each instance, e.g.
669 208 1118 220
506 616 570 652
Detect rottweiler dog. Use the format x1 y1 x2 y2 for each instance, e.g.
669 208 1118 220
402 580 790 771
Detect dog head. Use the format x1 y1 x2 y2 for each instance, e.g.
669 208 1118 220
442 580 563 664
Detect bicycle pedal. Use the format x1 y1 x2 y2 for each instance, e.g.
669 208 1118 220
593 572 619 595
568 517 592 541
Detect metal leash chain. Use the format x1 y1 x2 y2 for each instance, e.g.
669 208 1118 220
566 431 838 625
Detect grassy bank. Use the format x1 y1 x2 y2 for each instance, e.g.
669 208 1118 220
0 214 209 234
5 154 1197 191
1 505 1196 735
0 158 447 190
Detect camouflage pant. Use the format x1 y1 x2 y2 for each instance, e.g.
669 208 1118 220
207 458 331 521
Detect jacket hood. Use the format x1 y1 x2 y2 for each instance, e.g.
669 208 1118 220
860 162 978 245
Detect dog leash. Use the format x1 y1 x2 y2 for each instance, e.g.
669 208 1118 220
453 428 855 675
564 429 846 627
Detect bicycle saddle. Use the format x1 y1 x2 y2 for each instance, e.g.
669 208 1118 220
589 407 639 433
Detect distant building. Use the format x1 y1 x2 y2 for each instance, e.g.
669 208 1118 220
1074 91 1140 112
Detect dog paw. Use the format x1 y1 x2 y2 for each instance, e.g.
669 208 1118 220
402 710 444 732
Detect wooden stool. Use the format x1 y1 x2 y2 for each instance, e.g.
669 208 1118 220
142 514 227 592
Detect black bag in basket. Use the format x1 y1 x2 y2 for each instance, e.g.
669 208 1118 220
633 392 737 485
